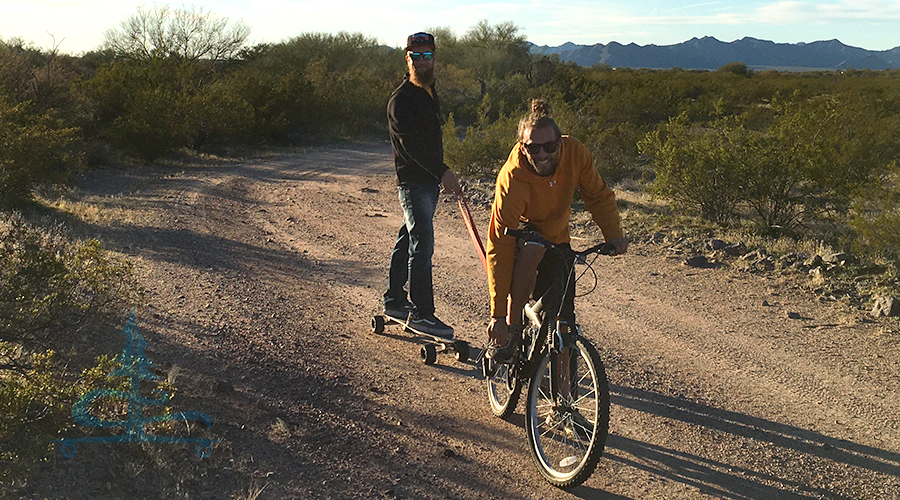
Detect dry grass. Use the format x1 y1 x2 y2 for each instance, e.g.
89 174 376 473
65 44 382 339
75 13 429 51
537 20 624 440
267 418 292 444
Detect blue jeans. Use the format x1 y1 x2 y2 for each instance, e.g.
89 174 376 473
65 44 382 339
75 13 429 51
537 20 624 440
384 182 440 316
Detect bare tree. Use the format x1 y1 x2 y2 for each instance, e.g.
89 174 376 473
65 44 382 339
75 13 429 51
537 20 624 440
102 4 250 62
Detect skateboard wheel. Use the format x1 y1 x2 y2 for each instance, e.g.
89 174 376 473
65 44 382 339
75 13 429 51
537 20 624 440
420 344 437 365
454 341 470 363
372 315 385 334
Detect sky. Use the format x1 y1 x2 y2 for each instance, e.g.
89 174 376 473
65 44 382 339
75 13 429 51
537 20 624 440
2 0 898 55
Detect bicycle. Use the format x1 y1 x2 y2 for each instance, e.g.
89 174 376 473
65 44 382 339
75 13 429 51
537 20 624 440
483 228 614 489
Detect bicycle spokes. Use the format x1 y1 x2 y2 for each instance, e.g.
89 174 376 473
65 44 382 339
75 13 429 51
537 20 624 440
524 337 609 489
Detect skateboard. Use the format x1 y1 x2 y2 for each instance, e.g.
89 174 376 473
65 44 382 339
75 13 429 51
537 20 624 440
371 314 470 365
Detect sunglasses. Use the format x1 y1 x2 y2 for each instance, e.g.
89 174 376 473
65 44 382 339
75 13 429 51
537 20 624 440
408 51 434 61
523 139 560 155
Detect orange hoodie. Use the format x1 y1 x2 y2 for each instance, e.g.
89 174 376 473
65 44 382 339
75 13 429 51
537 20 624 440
486 135 623 317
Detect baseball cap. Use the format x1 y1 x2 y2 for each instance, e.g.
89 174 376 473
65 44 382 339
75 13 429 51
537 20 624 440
406 32 435 51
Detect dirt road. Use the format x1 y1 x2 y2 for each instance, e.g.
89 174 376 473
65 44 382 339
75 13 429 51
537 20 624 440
33 143 900 499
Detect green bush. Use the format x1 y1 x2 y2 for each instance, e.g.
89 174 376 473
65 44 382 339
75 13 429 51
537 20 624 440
740 93 888 233
640 92 896 236
185 77 254 149
639 113 746 224
0 213 141 346
238 33 399 142
81 58 195 160
0 350 118 490
851 163 900 262
0 213 142 490
443 112 517 177
0 95 81 206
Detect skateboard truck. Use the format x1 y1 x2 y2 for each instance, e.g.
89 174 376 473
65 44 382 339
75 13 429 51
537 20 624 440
371 314 470 365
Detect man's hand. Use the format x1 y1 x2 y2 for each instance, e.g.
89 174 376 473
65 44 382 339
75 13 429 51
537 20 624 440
441 168 462 196
487 317 508 346
608 237 629 255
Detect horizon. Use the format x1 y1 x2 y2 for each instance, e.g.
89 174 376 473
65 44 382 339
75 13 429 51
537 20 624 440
1 1 898 56
536 36 899 51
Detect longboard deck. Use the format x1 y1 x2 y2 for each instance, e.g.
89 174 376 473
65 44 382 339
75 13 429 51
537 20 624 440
382 314 452 342
372 314 470 365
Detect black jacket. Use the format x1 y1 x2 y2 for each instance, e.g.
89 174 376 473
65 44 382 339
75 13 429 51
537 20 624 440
386 75 447 186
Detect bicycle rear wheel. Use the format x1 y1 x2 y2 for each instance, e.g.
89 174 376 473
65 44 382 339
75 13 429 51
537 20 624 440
524 335 609 488
485 356 523 418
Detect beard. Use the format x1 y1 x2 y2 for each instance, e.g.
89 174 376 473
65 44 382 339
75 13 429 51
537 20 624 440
409 66 435 88
529 154 558 176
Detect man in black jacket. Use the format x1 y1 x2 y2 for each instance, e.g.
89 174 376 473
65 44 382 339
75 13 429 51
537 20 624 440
383 32 461 338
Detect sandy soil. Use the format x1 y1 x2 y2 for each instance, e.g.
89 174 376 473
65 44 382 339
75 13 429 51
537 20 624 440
26 142 900 499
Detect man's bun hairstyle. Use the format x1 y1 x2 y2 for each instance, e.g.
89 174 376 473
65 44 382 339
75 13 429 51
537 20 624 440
531 99 552 118
518 98 562 143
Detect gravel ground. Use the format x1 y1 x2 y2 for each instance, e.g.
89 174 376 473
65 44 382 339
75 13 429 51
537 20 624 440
23 142 900 499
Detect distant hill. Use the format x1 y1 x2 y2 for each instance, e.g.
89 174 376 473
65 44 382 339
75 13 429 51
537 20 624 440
529 37 900 71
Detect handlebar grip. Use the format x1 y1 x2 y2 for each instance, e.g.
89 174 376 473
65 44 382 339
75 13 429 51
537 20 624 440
599 243 616 256
576 242 617 260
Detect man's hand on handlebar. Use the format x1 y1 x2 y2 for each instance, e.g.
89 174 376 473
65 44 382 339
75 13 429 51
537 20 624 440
607 237 628 255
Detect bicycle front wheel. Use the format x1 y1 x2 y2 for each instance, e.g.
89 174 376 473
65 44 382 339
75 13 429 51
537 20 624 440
524 335 609 489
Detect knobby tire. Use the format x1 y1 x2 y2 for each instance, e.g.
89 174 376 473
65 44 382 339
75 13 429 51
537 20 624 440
524 335 609 488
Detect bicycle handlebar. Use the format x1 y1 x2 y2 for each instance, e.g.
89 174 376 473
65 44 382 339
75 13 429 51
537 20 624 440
504 228 616 257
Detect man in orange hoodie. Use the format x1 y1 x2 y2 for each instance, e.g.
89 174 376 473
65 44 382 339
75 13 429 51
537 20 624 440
486 99 628 362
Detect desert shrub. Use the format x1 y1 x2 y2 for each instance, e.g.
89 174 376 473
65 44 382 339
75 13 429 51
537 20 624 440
850 163 900 262
225 64 316 144
583 122 646 184
641 92 895 235
639 113 746 224
0 95 81 207
0 213 141 347
186 77 254 149
443 113 517 177
0 38 85 117
225 33 398 144
0 350 118 491
0 212 142 490
101 4 249 63
78 4 254 159
740 93 890 233
82 55 256 158
81 57 193 160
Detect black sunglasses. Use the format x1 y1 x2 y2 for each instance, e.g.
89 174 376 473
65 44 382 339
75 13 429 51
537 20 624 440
408 51 434 61
523 139 560 155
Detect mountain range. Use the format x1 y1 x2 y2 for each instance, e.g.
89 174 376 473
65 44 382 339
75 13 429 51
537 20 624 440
529 37 900 71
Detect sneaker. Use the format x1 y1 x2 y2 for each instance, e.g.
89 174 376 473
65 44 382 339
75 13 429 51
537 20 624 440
486 324 523 363
383 300 412 321
408 313 454 339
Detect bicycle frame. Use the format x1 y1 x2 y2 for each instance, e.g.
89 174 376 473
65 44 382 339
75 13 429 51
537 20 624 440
507 228 613 393
488 228 614 488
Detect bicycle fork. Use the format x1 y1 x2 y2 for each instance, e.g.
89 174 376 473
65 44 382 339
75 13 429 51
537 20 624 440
548 322 580 411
